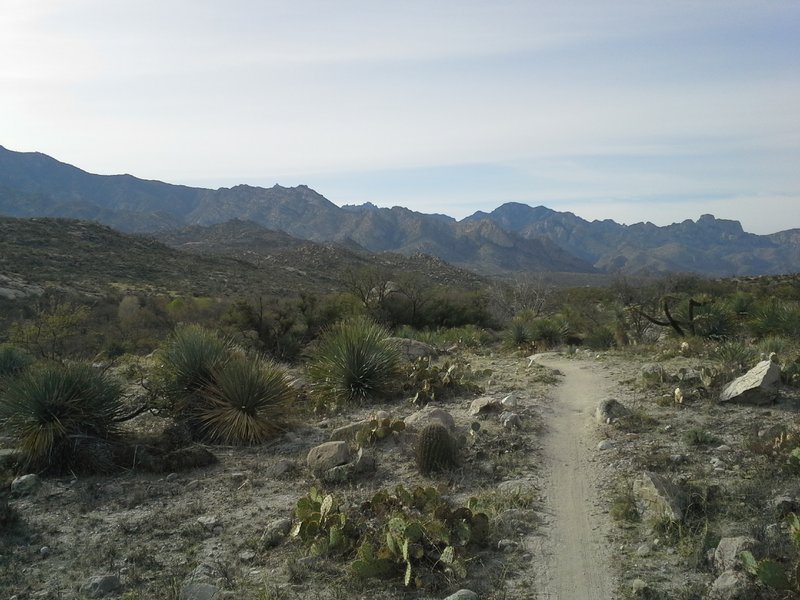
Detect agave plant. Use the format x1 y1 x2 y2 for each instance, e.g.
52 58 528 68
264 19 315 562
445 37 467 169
196 355 294 445
0 363 125 473
308 316 400 407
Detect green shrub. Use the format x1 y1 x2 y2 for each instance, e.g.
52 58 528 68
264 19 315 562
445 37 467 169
0 345 32 379
0 363 124 473
505 319 534 349
585 325 616 350
713 340 759 374
156 324 233 406
196 355 294 445
530 317 570 348
307 317 400 407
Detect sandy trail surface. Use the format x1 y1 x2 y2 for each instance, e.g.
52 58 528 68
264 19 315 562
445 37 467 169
532 353 617 599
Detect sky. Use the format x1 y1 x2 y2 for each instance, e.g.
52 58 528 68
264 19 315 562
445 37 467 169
1 1 799 234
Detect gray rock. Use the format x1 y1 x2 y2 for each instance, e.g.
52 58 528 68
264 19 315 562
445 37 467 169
306 441 349 472
595 399 630 424
633 471 687 523
714 537 760 574
719 360 781 405
329 419 372 442
11 474 41 496
497 479 536 494
404 406 456 431
707 570 761 600
639 364 672 384
636 543 651 557
197 515 221 532
261 517 292 548
773 495 799 517
265 459 294 478
80 574 121 598
470 396 501 416
385 337 438 361
180 582 221 600
597 439 616 451
500 411 522 429
443 590 479 600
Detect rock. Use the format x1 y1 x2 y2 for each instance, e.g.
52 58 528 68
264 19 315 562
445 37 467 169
197 515 222 533
180 582 221 600
404 406 455 431
11 474 41 496
597 439 616 451
639 364 672 384
707 570 762 600
385 337 438 361
719 360 781 405
329 419 372 442
261 517 292 548
633 471 687 523
595 399 630 424
497 479 537 494
758 423 786 440
80 574 121 598
238 550 256 562
773 495 799 517
501 393 517 408
630 578 650 597
714 537 761 574
165 472 179 482
500 411 522 429
470 396 501 416
636 543 651 557
306 441 349 472
443 590 479 600
265 459 294 478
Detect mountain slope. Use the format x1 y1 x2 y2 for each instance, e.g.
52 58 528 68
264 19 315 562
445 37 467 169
1 145 798 276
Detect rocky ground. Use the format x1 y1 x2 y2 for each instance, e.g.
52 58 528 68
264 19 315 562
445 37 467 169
2 343 799 600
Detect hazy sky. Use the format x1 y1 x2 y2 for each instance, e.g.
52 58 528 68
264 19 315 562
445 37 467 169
2 1 799 234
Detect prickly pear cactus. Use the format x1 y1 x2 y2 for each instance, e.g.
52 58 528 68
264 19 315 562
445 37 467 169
415 422 457 474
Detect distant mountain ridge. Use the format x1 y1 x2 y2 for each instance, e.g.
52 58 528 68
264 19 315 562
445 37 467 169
1 145 797 276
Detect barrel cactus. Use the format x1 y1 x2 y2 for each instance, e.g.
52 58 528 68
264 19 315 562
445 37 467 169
415 422 457 474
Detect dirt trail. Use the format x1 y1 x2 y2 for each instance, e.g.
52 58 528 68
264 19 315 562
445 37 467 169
532 353 617 599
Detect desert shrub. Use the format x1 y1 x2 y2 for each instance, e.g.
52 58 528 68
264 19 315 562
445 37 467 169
530 317 571 349
756 335 798 359
307 316 400 407
504 318 534 349
0 345 32 379
749 299 800 338
584 325 616 350
713 339 759 374
691 302 739 340
156 324 233 404
0 363 124 473
195 355 294 445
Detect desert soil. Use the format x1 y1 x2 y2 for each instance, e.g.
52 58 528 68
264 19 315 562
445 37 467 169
10 345 795 599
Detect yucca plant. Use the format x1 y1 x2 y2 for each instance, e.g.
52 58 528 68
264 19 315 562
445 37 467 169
0 363 124 473
713 340 759 375
0 345 32 379
308 316 400 407
155 324 233 409
505 319 534 349
196 355 294 445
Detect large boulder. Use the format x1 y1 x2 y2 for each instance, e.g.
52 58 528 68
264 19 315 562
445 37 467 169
719 360 781 405
306 441 350 473
595 399 630 424
633 471 688 523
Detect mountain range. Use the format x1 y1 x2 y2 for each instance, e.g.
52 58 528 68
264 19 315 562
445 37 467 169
1 145 797 277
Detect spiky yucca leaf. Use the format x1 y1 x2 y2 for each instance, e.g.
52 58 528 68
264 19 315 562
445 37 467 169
308 317 400 406
196 356 294 445
0 363 124 473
